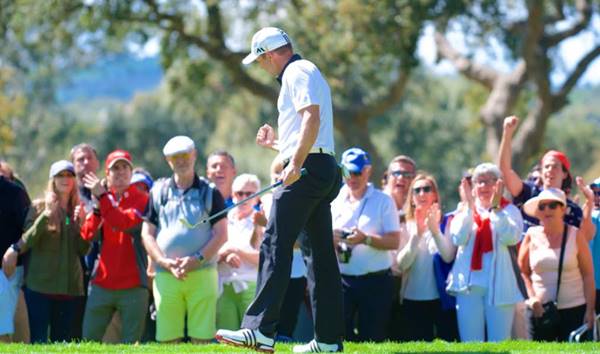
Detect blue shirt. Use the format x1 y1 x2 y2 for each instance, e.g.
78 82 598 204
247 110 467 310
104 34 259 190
590 209 600 289
145 175 226 271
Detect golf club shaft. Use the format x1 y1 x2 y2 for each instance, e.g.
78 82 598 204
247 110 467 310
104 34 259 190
199 167 307 225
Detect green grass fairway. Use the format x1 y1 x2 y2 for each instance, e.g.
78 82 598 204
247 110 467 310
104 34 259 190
1 341 600 353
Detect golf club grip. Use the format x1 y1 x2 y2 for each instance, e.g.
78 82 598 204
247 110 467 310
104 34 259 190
202 168 308 224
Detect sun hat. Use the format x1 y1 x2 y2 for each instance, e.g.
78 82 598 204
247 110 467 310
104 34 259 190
523 188 567 217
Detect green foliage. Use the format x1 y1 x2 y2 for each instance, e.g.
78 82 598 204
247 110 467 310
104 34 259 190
371 71 486 209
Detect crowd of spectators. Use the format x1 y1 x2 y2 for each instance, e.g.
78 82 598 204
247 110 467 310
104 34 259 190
1 114 599 345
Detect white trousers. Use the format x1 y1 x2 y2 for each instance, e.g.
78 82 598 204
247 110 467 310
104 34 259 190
456 286 515 342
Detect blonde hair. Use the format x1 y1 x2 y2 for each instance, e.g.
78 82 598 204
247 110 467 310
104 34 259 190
404 173 441 221
33 178 79 232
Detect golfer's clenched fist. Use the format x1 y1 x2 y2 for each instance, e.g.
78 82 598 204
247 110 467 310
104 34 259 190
256 124 278 150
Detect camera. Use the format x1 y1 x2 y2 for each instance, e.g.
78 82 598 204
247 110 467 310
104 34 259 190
337 229 353 263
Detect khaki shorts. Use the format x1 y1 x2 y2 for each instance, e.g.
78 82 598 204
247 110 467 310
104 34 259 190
153 267 218 341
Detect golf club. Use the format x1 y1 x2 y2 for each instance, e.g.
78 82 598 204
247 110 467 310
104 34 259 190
180 168 308 229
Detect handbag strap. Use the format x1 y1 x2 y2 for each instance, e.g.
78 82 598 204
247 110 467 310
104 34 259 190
555 224 568 302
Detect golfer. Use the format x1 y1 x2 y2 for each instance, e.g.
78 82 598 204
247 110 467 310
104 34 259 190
216 27 344 353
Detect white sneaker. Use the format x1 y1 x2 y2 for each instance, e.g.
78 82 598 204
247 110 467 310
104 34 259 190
293 339 343 353
215 328 275 353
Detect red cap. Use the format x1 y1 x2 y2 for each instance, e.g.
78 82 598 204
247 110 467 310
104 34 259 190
542 150 570 171
105 149 133 170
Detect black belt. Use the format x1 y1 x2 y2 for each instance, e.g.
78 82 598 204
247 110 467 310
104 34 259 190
342 268 391 278
282 148 335 167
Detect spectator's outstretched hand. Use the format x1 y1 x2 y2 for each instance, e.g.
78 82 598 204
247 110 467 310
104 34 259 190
503 116 519 137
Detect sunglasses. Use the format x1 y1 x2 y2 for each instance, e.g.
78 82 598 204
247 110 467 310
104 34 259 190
537 201 563 211
390 170 415 179
349 171 363 177
55 171 75 178
234 191 255 198
413 185 433 194
167 152 192 160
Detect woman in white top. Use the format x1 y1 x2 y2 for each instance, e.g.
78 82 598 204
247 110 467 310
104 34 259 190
447 163 523 342
396 173 455 341
518 184 595 341
216 174 262 330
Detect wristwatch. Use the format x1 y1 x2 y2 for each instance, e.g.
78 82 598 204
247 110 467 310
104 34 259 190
364 235 373 246
194 251 205 264
11 242 21 254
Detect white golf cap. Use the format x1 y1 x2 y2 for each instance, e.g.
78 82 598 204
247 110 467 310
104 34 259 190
523 188 567 217
163 135 195 156
49 160 75 179
242 27 291 65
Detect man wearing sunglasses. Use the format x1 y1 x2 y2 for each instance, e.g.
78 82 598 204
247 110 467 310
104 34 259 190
331 147 401 342
141 135 228 343
382 155 416 341
589 177 600 315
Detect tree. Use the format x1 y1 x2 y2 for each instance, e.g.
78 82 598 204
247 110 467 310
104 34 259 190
434 0 600 172
0 68 26 156
2 0 465 170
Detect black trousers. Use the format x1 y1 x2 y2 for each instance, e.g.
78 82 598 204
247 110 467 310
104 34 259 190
342 270 393 342
276 276 308 338
403 298 448 341
242 154 343 344
529 303 588 341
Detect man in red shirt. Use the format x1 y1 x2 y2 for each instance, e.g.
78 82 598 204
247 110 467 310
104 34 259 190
80 150 149 343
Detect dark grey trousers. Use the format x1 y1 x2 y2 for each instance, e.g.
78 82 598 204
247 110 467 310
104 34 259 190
241 153 344 344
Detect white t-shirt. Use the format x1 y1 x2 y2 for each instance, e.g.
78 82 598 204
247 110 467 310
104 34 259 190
331 184 400 276
218 213 259 289
277 59 334 160
403 221 440 301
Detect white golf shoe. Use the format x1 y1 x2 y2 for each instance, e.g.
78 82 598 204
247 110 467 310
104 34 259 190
215 328 275 353
292 339 343 353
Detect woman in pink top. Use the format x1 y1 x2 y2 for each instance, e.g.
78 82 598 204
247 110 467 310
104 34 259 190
519 184 595 341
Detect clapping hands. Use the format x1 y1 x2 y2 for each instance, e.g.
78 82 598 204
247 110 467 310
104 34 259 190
82 172 107 198
425 203 441 234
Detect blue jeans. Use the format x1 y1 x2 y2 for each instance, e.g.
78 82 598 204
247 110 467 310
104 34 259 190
24 287 77 343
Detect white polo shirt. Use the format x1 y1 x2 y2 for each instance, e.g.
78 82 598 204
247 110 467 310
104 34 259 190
331 183 401 276
277 58 335 160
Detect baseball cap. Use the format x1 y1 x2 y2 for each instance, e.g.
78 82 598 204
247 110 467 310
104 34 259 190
523 188 567 217
590 177 600 189
105 149 133 170
242 27 291 65
542 150 571 171
49 160 75 179
163 135 195 157
341 147 371 173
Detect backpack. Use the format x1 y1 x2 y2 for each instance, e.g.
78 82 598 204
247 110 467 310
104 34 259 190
156 175 214 217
